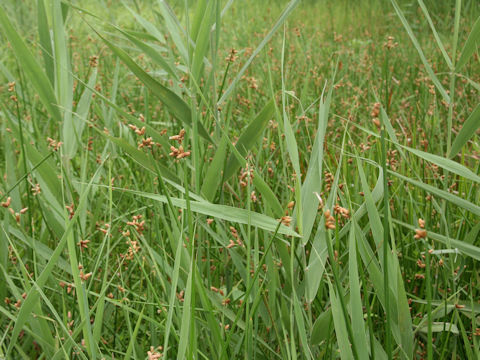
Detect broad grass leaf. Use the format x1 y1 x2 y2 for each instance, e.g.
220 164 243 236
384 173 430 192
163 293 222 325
224 99 275 180
391 0 450 103
37 0 54 85
116 26 179 81
449 104 480 158
97 34 212 141
329 283 354 360
0 5 61 123
310 308 332 346
456 16 480 71
401 145 480 183
391 171 480 216
305 226 328 302
156 0 188 61
252 171 284 217
115 188 299 237
201 137 228 201
301 86 331 244
348 225 370 360
417 0 452 68
393 219 480 261
190 0 214 83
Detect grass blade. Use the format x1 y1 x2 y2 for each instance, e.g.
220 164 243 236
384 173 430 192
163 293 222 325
456 16 480 71
95 32 211 141
217 0 300 105
223 99 275 180
391 0 450 103
112 187 299 237
449 103 480 158
0 5 61 123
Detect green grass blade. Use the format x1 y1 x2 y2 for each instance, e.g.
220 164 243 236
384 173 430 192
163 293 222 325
37 0 54 85
393 219 480 261
217 0 300 105
201 136 228 201
116 26 179 81
224 99 275 180
113 187 299 237
456 16 480 71
156 0 188 61
310 309 332 346
122 1 166 44
124 306 144 360
252 170 284 217
301 86 331 243
190 0 214 83
357 159 384 249
391 0 450 103
65 68 97 159
5 164 103 357
305 227 328 302
348 225 370 359
95 32 211 141
417 0 453 69
176 261 193 360
400 144 480 183
329 283 354 360
391 171 480 216
449 103 480 158
0 5 61 123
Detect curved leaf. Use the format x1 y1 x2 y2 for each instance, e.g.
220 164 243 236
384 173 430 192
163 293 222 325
114 187 299 237
96 32 212 141
449 104 480 158
0 5 61 123
224 99 275 179
456 16 480 71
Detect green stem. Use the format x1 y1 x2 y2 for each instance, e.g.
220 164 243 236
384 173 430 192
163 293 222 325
326 229 359 359
381 128 392 358
426 242 433 360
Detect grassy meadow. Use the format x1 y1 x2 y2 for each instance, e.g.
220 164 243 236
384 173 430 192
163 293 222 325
0 0 479 358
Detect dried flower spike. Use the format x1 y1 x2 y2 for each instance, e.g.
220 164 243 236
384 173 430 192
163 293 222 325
324 209 336 230
418 218 425 228
414 229 427 239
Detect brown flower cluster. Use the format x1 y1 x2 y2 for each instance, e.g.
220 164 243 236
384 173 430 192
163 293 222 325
324 209 335 230
124 239 141 261
227 226 244 248
147 346 163 360
47 137 63 151
127 214 145 235
1 196 28 223
280 216 292 227
414 218 427 239
128 124 146 136
225 48 238 63
138 137 154 149
371 102 381 129
384 36 398 50
89 55 99 68
169 129 190 159
324 171 334 191
239 163 254 187
169 145 191 159
334 204 350 219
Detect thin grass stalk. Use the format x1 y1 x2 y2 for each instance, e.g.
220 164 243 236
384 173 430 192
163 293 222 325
380 126 392 358
425 241 433 359
325 229 359 359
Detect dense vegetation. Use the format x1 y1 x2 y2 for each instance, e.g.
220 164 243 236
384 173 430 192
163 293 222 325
0 0 479 358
